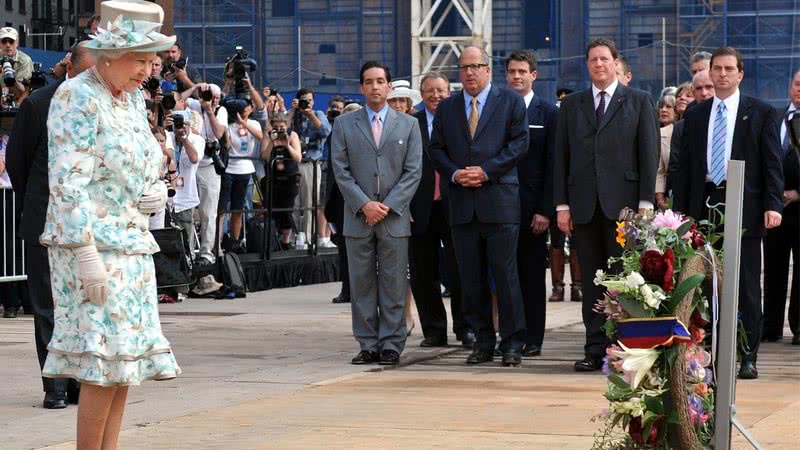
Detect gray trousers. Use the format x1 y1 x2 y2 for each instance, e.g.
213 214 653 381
346 222 408 354
292 161 320 241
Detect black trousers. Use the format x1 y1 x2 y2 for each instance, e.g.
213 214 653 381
451 221 526 352
26 242 69 392
332 232 350 298
517 226 548 347
573 206 619 359
705 184 764 356
409 200 465 340
763 222 799 338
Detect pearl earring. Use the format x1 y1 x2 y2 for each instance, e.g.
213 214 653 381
105 61 111 67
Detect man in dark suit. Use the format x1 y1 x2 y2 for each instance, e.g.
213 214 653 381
763 68 800 346
504 50 558 357
553 38 659 372
408 72 474 348
672 47 784 379
429 46 529 366
5 42 95 408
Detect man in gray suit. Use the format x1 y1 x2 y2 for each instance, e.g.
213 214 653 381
331 61 423 365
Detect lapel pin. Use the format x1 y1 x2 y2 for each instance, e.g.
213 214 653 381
743 115 749 121
398 140 403 144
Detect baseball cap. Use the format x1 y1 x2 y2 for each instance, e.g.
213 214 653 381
0 27 18 41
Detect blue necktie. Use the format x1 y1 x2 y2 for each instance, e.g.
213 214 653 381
709 102 727 185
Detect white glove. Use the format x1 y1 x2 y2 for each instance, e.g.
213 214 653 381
138 181 168 215
73 245 109 306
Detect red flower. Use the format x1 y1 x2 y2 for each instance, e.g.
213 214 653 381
689 223 706 249
691 310 708 328
639 248 675 292
628 416 663 445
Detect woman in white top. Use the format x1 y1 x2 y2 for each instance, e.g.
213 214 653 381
218 99 263 250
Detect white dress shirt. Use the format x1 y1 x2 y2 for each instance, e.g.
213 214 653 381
592 79 618 113
706 89 740 180
780 103 797 148
523 90 534 109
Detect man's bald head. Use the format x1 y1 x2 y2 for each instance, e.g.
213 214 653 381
692 70 715 102
68 41 96 77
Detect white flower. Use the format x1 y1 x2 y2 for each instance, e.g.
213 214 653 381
610 397 646 418
625 272 646 290
594 269 606 286
640 284 665 309
611 343 660 389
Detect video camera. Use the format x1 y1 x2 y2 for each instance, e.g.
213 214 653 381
225 46 257 95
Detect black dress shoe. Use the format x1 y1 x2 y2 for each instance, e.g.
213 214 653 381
441 288 451 298
66 385 80 405
502 350 522 367
738 360 759 380
458 330 476 348
793 335 800 346
466 349 494 364
331 294 351 304
574 356 603 372
3 306 19 318
420 336 448 347
43 391 67 409
522 344 541 357
379 350 400 365
351 350 379 365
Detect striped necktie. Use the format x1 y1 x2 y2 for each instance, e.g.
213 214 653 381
709 102 727 185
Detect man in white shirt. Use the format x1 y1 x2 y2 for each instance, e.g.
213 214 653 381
168 111 203 255
672 47 784 379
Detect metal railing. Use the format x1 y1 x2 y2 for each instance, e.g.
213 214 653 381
0 186 26 282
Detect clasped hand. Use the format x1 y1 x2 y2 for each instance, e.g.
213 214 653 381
361 201 390 226
454 166 486 187
138 182 168 215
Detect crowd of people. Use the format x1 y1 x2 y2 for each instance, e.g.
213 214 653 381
0 0 796 447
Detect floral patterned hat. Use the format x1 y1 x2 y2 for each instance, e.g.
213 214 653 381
86 0 176 55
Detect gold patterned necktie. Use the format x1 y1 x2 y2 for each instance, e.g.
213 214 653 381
469 96 479 138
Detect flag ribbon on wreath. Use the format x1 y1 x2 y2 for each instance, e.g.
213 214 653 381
616 317 692 349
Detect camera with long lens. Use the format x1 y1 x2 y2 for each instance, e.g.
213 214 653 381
145 77 160 96
297 99 310 110
1 56 16 87
161 92 177 111
327 109 340 124
199 88 213 102
225 46 257 95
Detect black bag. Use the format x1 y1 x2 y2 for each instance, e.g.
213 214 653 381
246 215 281 255
151 214 193 289
210 136 229 176
219 252 247 297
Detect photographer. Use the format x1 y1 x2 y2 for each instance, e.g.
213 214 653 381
1 27 33 104
261 116 302 247
163 42 201 94
218 98 263 252
167 111 202 254
263 86 288 120
288 88 332 248
181 82 228 263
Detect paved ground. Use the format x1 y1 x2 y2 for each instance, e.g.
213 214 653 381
1 282 798 450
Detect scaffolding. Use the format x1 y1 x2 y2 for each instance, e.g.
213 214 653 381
677 0 800 105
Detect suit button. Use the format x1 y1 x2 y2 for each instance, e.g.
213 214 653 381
374 173 378 177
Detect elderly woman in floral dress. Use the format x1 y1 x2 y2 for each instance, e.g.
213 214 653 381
39 1 180 448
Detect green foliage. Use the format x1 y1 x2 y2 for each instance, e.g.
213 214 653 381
666 274 705 312
618 294 654 318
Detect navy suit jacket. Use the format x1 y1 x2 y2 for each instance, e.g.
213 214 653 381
409 109 451 235
672 95 783 237
428 85 529 225
519 95 559 225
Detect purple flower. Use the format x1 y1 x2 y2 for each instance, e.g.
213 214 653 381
602 356 611 375
704 368 713 384
688 394 710 425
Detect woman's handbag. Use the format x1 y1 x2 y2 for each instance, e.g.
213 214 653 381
150 208 194 289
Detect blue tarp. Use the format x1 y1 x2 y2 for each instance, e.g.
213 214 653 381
20 47 66 72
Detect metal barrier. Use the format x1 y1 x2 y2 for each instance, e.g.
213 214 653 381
219 155 325 261
0 186 26 282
